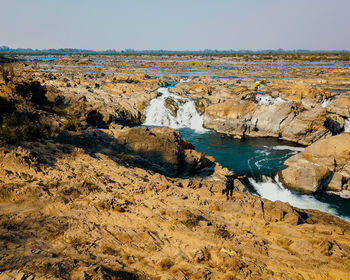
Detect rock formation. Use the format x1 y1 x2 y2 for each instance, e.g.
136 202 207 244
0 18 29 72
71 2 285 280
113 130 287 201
1 55 350 279
279 133 350 197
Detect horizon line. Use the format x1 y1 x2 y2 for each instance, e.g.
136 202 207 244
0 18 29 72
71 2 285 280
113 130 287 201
1 46 350 54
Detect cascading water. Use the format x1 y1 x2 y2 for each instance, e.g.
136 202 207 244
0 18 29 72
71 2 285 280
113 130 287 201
255 94 285 105
344 118 350 133
321 98 334 108
249 175 350 222
144 87 207 133
143 85 350 221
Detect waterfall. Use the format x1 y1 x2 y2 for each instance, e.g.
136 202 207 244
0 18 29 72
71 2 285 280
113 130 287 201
321 98 334 108
248 175 350 221
344 118 350 133
255 94 286 105
179 78 192 83
144 87 207 133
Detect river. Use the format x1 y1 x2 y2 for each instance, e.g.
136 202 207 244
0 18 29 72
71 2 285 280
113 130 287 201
143 86 350 221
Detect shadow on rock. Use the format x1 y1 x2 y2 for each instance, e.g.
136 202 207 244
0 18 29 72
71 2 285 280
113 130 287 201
56 126 216 178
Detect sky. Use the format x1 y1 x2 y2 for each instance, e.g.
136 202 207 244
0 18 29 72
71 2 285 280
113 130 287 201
1 0 349 51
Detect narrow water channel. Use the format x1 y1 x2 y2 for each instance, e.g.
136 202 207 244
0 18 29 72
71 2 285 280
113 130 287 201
143 86 350 221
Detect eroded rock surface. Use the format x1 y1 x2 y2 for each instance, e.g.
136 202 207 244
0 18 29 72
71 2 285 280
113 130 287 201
279 133 350 196
1 141 350 280
1 55 350 279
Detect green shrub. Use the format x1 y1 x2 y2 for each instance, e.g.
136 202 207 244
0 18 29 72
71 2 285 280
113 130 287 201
116 152 134 164
6 114 19 126
63 119 77 131
342 53 350 61
0 126 19 145
0 63 14 85
216 228 231 239
22 124 50 141
137 102 146 113
16 81 49 105
0 123 50 145
51 106 67 115
181 210 202 229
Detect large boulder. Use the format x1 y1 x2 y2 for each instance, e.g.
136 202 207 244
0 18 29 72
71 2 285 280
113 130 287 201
165 97 179 116
57 126 216 178
203 100 330 144
279 157 331 194
327 92 350 118
287 83 331 102
249 102 293 137
205 100 256 120
270 80 333 102
279 133 350 196
101 82 142 96
188 84 213 96
281 107 330 145
203 100 257 138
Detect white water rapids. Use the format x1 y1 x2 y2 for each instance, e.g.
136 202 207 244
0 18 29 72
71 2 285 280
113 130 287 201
249 175 350 221
344 118 350 133
143 85 349 221
144 87 207 133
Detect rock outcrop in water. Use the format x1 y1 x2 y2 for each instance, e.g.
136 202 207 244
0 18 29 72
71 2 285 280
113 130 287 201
203 100 331 145
56 126 220 178
169 77 350 145
279 133 350 197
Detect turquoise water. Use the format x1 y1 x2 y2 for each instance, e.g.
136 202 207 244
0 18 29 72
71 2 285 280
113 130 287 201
178 128 301 177
142 83 350 221
178 128 350 221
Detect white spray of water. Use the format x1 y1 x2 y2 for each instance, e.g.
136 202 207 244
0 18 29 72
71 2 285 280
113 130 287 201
344 118 350 133
255 94 286 106
180 78 192 83
272 145 305 152
249 175 350 222
144 87 207 133
321 98 334 108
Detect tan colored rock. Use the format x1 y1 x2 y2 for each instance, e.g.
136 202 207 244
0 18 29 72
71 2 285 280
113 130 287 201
204 100 330 144
279 160 331 193
233 179 248 193
327 92 350 118
281 107 330 145
280 134 350 195
270 80 332 102
165 97 179 116
3 54 350 279
327 172 347 191
102 82 141 96
188 83 213 96
205 100 256 120
302 133 350 167
231 86 249 95
249 102 293 137
289 83 330 101
203 101 257 138
324 113 345 135
194 98 210 114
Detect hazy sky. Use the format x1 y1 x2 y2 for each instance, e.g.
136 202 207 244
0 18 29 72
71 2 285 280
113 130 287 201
1 0 349 50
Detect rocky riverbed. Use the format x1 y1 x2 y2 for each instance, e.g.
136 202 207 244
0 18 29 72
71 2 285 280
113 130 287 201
0 54 350 279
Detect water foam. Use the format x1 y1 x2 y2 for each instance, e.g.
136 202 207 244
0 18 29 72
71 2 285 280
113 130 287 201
249 175 350 221
180 78 192 83
255 94 286 106
272 145 305 152
344 118 350 133
321 98 334 108
144 87 207 133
